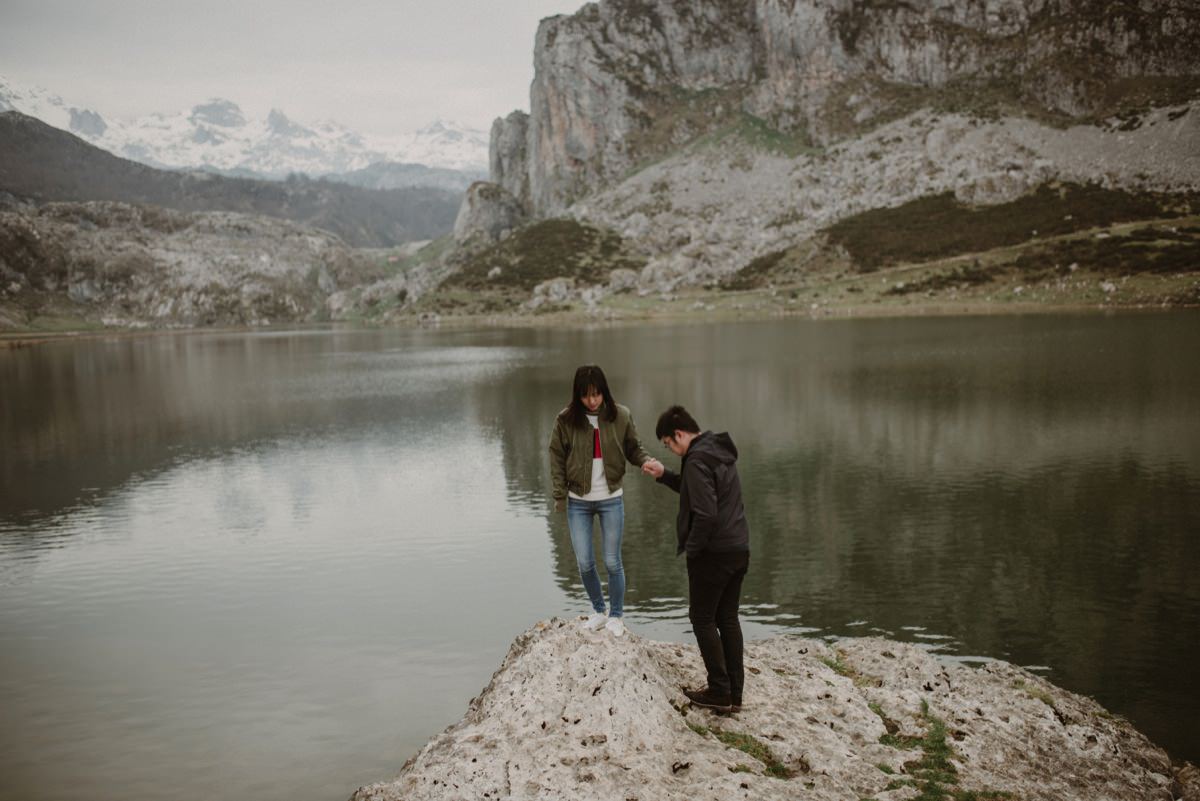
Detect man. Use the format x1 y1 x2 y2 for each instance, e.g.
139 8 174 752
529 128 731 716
642 405 751 713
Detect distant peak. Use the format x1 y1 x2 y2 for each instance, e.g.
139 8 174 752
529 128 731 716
418 119 454 134
190 99 246 127
267 108 311 137
69 107 107 138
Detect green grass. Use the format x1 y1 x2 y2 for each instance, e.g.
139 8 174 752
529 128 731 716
720 249 788 290
712 729 793 779
824 183 1200 273
405 235 454 268
815 650 880 688
1012 226 1200 276
1095 708 1128 723
885 261 1003 295
442 219 645 292
624 85 749 174
876 700 1013 801
1013 679 1060 712
880 732 925 750
820 654 853 677
689 112 819 159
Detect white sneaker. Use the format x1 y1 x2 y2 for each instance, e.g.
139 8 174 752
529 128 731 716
605 617 626 637
582 612 608 631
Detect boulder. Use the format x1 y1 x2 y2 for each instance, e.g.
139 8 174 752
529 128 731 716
351 619 1196 801
607 268 639 294
525 277 576 310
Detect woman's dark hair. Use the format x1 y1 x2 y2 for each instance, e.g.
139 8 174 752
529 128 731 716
655 405 701 440
564 364 617 428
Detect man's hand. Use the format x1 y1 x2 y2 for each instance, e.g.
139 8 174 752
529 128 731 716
642 458 665 479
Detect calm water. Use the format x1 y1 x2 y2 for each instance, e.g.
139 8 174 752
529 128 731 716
1 315 1198 801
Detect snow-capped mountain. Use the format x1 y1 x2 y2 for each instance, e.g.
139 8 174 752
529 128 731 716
0 78 109 138
0 76 489 179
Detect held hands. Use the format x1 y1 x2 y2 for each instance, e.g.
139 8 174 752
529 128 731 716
642 458 665 479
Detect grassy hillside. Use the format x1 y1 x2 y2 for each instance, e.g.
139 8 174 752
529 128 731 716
822 183 1199 272
422 219 647 314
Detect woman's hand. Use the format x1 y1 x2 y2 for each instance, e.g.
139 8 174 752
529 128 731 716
554 498 565 513
642 458 664 479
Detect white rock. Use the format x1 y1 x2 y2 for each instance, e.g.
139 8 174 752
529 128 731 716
351 619 1195 801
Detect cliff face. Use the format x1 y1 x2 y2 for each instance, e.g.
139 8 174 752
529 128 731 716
496 0 1200 215
523 1 760 213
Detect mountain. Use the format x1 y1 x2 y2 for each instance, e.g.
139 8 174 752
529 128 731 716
0 111 461 248
0 199 362 329
489 0 1200 216
435 0 1200 315
0 78 105 137
0 76 489 180
326 161 486 192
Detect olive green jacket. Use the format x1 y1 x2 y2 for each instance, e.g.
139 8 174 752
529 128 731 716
548 403 651 509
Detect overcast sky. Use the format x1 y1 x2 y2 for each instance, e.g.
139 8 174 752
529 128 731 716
0 0 584 135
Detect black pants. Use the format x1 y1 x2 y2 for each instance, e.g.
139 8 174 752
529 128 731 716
687 550 750 699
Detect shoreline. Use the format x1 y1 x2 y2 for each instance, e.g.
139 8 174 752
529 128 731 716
3 298 1197 349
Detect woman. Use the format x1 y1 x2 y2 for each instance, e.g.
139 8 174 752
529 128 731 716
548 365 659 636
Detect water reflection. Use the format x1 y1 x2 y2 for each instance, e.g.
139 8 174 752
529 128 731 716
0 328 533 522
1 327 563 801
1 315 1197 801
478 315 1200 763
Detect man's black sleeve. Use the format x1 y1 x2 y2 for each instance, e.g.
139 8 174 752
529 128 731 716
657 468 682 493
683 460 718 555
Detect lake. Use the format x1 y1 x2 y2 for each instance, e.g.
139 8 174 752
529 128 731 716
1 313 1198 801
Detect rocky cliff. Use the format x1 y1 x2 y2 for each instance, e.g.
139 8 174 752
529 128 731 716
493 0 1200 217
350 619 1199 801
449 0 1200 313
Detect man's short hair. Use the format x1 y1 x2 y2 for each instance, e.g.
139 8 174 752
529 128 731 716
655 405 701 439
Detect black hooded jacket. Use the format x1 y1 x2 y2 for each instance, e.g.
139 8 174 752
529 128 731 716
656 431 751 557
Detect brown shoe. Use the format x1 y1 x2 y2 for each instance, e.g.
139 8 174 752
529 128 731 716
731 695 743 713
684 687 733 712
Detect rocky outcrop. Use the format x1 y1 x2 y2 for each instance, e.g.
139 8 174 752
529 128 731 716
748 0 1200 132
0 200 359 327
351 618 1199 801
453 181 527 244
524 1 760 214
494 0 1200 215
491 111 531 210
575 102 1200 292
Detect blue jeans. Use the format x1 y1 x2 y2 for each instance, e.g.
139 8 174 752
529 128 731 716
566 496 625 618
